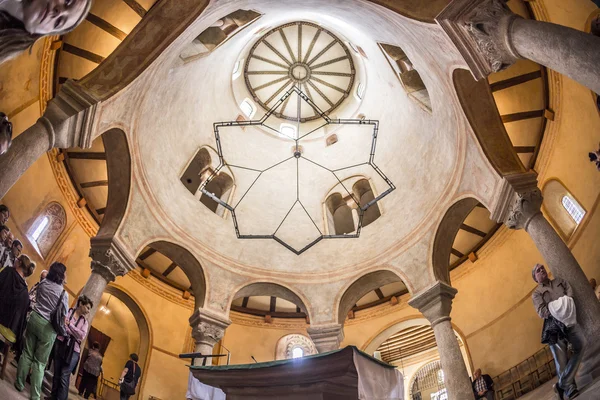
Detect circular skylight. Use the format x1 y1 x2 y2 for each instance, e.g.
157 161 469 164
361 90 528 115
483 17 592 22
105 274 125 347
244 21 356 122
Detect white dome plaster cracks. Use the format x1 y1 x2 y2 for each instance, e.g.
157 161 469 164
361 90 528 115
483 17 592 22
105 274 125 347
99 0 501 290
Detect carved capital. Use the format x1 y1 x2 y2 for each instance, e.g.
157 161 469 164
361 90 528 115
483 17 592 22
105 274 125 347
89 236 135 280
408 282 457 327
506 189 543 231
189 309 231 347
307 323 344 353
436 0 520 80
490 172 542 230
44 80 100 149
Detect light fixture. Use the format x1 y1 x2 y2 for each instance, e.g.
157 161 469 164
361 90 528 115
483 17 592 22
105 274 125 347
204 85 395 255
99 295 112 315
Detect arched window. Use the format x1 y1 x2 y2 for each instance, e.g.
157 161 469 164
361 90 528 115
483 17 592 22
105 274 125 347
325 193 355 235
29 202 66 258
279 123 297 139
352 179 381 227
240 98 256 119
292 347 304 359
542 180 586 241
275 334 317 360
180 148 235 217
410 360 446 400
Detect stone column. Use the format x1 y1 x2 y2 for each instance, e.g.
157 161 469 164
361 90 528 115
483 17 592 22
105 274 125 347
307 323 344 353
189 309 231 366
0 81 99 199
492 172 600 383
84 238 134 322
436 0 600 94
409 282 473 400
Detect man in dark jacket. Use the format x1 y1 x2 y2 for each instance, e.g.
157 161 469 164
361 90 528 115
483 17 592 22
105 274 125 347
0 254 34 349
472 368 494 400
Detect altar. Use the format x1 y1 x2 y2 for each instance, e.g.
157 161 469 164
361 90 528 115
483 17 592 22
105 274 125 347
189 346 404 400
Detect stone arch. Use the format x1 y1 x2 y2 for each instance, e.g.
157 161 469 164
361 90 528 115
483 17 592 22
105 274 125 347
229 282 310 319
452 68 525 177
325 192 355 234
274 333 318 360
352 178 381 227
96 128 132 240
99 285 152 400
28 201 66 258
431 197 480 284
141 241 207 310
337 270 407 324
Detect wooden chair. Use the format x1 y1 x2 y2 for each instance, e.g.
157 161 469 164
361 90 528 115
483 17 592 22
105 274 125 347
533 348 553 385
514 361 535 396
0 324 16 380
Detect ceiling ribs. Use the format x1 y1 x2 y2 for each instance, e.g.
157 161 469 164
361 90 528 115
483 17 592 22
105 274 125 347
138 248 156 260
254 76 289 91
246 71 288 75
230 305 306 319
311 76 347 94
66 152 107 160
302 83 317 116
250 55 288 69
490 70 542 92
265 80 292 105
351 290 407 312
62 43 105 64
303 28 321 63
162 262 177 277
451 248 464 258
80 180 108 188
460 223 487 238
374 288 385 300
501 109 544 123
279 29 296 63
311 56 349 70
122 0 147 18
241 297 249 308
86 13 127 41
312 71 353 77
136 258 190 293
297 23 302 62
308 80 334 107
307 39 336 66
263 40 292 66
269 296 277 312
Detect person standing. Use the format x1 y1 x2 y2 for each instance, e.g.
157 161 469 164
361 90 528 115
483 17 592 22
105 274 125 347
49 295 93 400
15 262 68 400
119 353 142 400
532 263 584 399
0 205 9 225
78 342 103 399
1 238 22 269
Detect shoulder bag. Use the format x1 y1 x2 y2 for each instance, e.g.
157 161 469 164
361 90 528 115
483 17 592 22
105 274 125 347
120 362 138 395
50 289 67 336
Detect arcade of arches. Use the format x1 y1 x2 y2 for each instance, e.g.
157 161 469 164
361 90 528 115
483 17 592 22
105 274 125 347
1 0 600 399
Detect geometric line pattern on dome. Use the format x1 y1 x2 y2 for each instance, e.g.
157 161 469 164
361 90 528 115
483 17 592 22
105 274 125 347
203 86 394 255
245 21 355 122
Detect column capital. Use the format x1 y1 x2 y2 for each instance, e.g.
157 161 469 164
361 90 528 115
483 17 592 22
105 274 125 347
490 171 542 230
436 0 520 80
89 236 135 282
307 323 344 353
408 282 457 327
189 309 231 348
44 80 100 149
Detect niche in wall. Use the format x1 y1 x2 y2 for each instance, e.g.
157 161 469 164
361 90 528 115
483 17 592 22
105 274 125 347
180 10 262 61
378 43 431 112
324 177 381 235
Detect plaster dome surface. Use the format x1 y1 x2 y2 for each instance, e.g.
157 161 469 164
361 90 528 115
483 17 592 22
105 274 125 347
131 0 466 277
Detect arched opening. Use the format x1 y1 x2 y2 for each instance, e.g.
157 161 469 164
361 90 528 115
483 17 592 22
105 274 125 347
230 282 310 320
180 147 235 217
338 270 407 324
432 198 500 283
542 179 586 241
326 193 355 235
80 286 151 400
352 179 381 227
135 241 206 310
274 334 317 360
363 318 471 400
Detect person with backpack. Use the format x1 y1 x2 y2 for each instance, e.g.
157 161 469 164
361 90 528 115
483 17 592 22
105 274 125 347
15 262 68 400
49 294 93 400
119 353 142 400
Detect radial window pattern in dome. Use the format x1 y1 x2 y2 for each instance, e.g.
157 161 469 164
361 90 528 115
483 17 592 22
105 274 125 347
245 21 356 122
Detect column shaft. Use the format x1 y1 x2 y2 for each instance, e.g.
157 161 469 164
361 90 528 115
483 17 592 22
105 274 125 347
79 265 114 323
0 119 54 199
431 320 473 400
526 214 600 380
511 18 600 94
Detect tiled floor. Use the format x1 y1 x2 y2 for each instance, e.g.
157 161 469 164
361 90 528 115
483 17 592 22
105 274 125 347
0 361 81 400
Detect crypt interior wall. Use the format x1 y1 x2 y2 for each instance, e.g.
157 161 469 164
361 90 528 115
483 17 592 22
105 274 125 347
0 0 599 398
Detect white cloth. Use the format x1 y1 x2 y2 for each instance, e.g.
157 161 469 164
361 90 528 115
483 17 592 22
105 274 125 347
549 296 577 327
353 350 404 400
186 371 226 400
